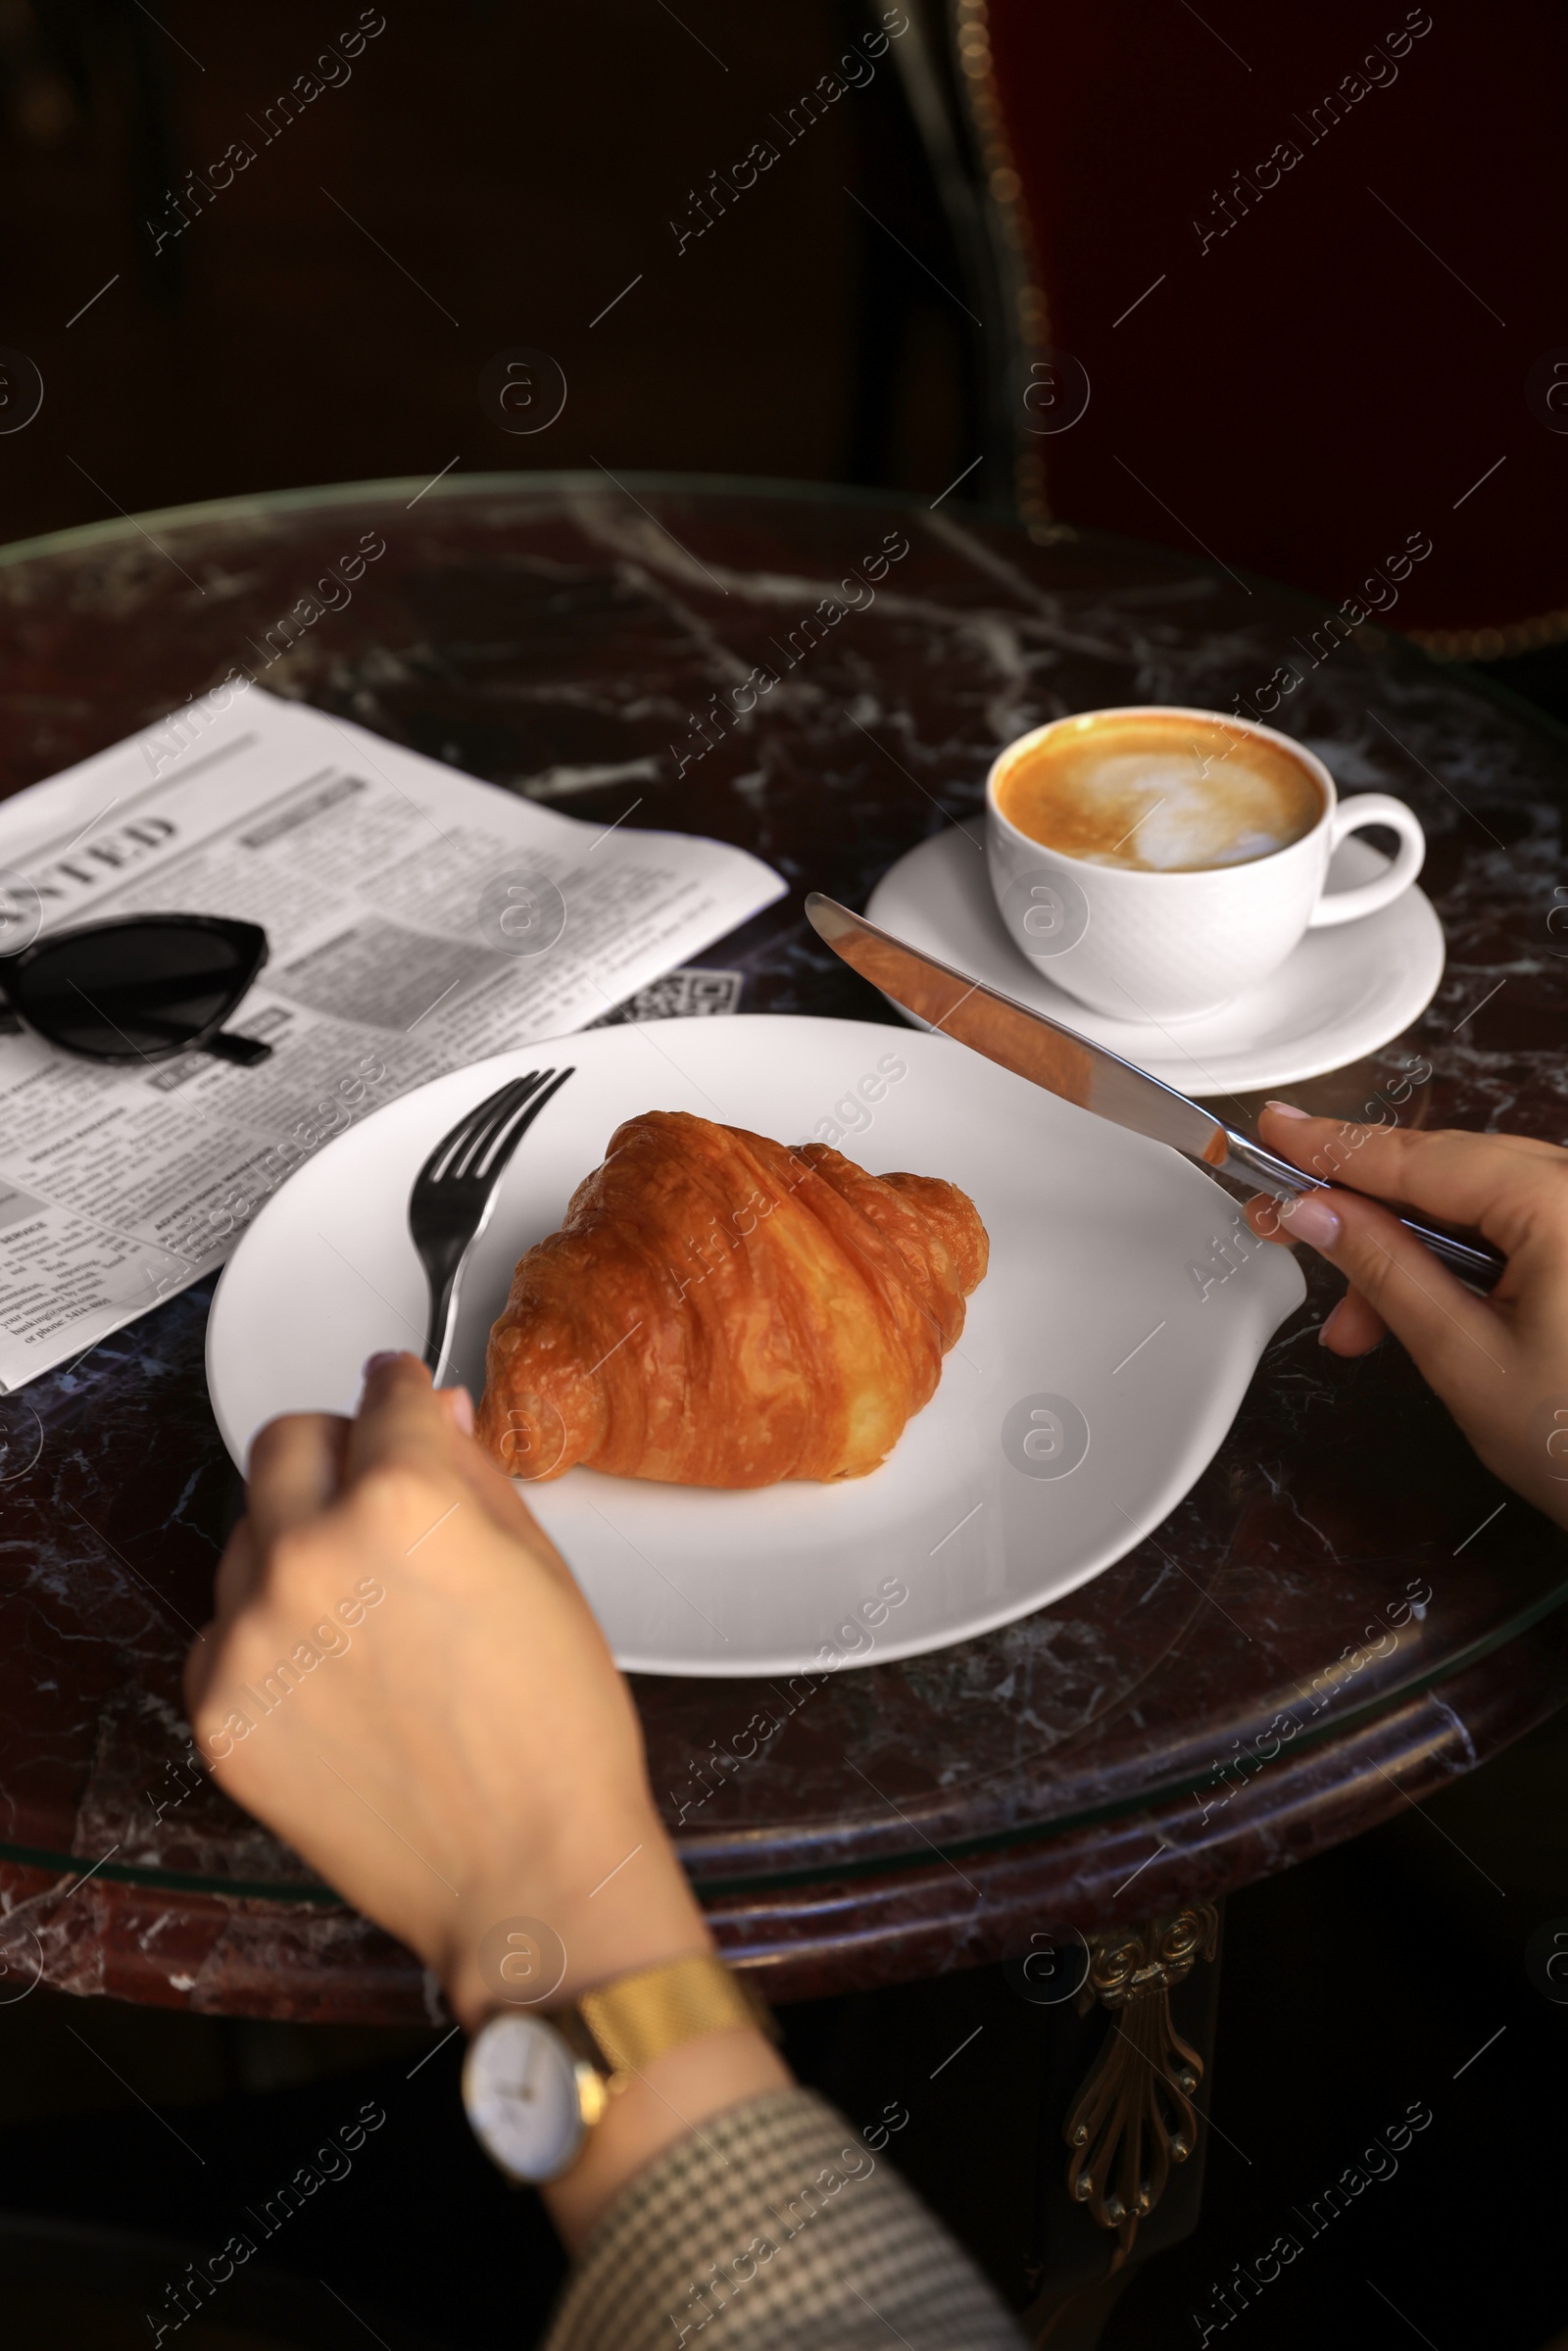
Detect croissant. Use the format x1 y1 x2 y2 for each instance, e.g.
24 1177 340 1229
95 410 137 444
476 1109 988 1487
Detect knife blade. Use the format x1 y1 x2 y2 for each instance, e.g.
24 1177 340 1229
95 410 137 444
805 891 1503 1293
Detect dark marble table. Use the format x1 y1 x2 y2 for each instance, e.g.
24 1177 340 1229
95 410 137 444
0 474 1565 2024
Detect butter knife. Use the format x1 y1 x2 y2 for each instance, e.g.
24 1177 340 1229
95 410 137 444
805 892 1503 1293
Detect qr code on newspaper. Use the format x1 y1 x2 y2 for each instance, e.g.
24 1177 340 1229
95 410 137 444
588 968 744 1026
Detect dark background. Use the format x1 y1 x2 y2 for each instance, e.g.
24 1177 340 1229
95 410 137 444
0 5 1565 2347
2 0 1563 711
0 0 970 543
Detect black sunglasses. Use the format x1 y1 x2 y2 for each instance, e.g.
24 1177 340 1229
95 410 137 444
0 914 272 1066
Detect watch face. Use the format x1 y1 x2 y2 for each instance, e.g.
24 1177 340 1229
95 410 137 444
463 2013 586 2183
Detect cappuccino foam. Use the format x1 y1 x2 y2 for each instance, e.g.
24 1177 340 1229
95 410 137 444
997 713 1323 872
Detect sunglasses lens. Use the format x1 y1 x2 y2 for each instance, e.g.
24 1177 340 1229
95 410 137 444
12 924 257 1059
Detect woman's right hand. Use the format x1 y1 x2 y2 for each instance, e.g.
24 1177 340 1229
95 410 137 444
1244 1105 1568 1531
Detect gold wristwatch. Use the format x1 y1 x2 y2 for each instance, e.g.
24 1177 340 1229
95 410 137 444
462 1952 776 2184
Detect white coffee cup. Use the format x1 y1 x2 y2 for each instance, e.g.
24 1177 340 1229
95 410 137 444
986 705 1426 1021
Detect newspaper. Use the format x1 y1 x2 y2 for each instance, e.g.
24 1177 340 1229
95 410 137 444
0 687 784 1391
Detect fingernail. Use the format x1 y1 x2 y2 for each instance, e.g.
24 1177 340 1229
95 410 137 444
1318 1298 1344 1347
1283 1191 1341 1249
362 1350 404 1379
1264 1100 1310 1120
446 1386 475 1436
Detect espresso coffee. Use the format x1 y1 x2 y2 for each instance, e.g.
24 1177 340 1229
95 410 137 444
996 711 1323 872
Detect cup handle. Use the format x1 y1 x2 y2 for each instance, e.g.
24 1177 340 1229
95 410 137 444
1306 794 1426 928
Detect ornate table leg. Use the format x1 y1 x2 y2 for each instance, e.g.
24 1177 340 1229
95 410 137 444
1062 1902 1221 2270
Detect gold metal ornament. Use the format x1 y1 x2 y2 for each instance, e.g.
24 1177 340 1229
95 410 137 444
1062 1902 1220 2268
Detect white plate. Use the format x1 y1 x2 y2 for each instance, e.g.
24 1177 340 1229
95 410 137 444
866 828 1446 1095
207 1017 1303 1677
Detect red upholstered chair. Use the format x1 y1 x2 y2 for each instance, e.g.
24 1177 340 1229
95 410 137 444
898 0 1565 657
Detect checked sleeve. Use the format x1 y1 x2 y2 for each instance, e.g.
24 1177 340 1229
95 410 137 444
539 2085 1028 2351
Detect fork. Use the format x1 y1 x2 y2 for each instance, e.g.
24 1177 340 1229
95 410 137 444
410 1065 574 1384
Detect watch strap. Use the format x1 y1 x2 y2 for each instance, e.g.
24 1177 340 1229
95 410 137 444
569 1952 776 2078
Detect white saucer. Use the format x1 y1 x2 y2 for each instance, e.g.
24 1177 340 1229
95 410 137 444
207 1017 1301 1678
864 829 1446 1096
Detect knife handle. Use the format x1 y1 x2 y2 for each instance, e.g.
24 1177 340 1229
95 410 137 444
1216 1131 1506 1295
